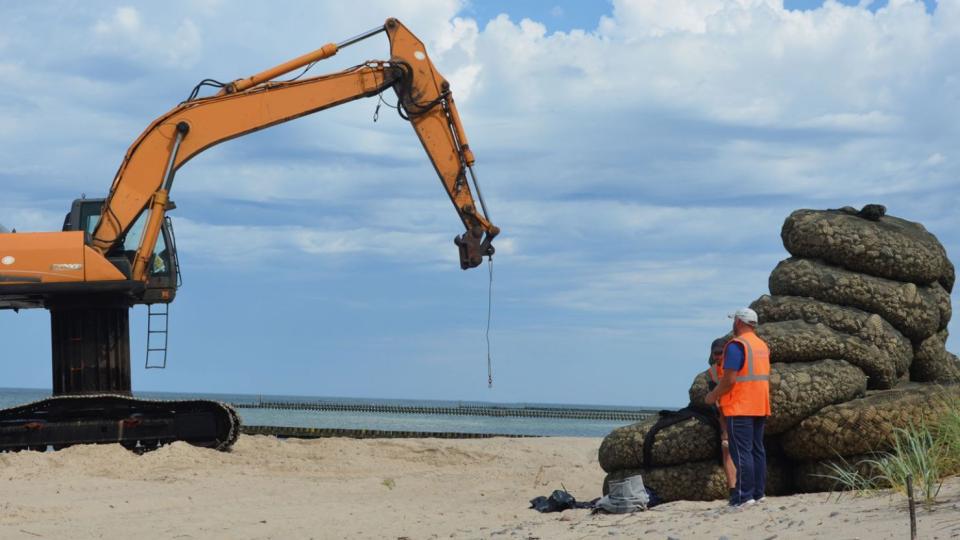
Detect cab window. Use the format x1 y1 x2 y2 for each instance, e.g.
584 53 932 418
85 216 100 236
151 232 170 276
124 213 148 252
79 204 170 276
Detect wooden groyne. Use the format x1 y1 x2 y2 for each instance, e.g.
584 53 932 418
241 425 540 439
232 400 657 422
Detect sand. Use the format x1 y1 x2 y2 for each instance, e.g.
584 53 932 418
0 435 958 539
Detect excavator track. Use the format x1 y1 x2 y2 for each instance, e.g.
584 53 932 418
0 394 239 453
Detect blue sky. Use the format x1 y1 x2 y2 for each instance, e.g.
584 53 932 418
1 0 958 407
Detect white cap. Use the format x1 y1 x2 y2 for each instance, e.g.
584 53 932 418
728 307 758 326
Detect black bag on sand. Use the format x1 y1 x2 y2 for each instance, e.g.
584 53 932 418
529 490 596 513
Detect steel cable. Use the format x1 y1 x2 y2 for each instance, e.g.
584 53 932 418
487 256 494 388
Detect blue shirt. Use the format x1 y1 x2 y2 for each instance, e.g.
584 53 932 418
723 341 745 372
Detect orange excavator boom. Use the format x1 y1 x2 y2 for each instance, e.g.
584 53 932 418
94 17 497 284
0 18 497 312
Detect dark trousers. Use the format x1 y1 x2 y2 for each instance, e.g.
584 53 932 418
726 416 766 504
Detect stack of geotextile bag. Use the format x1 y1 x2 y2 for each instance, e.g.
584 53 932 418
772 206 958 385
599 205 960 501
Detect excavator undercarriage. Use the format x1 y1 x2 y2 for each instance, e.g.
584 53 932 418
0 394 238 453
0 294 238 452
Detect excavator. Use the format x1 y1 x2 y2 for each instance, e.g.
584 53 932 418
0 18 498 452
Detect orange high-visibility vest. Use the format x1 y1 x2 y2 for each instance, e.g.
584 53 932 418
707 362 725 417
708 363 722 384
719 331 771 417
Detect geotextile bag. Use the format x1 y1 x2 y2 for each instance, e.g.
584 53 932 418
751 295 912 378
780 384 960 461
753 321 896 389
911 330 960 384
598 410 718 472
781 207 951 287
603 458 789 503
769 258 942 341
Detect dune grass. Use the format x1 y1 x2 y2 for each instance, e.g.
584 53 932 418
939 394 960 474
865 422 945 504
820 455 882 499
822 390 960 504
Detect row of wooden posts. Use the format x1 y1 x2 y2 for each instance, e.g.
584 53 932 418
240 425 540 439
233 400 656 421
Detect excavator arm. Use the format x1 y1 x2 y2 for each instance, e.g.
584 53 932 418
92 18 498 282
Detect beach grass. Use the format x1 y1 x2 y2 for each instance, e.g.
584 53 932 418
865 421 945 504
939 394 960 475
822 389 960 504
821 455 882 499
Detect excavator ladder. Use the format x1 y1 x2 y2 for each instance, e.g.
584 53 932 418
145 303 170 369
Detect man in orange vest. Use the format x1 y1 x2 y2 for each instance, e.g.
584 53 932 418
704 308 771 507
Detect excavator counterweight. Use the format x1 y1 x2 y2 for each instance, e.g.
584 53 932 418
0 18 498 452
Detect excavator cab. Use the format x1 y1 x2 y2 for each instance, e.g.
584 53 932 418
63 198 180 305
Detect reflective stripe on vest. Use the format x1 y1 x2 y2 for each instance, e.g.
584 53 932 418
735 337 770 383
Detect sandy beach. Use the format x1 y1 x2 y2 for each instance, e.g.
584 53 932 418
0 435 957 539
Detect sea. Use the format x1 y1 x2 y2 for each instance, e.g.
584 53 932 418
0 388 659 437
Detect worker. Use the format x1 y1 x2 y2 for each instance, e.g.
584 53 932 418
705 338 736 493
704 308 770 507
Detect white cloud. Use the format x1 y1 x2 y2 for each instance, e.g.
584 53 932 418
0 203 64 233
468 0 954 131
446 63 483 101
190 0 225 17
603 0 734 37
924 152 946 167
797 110 899 132
174 219 468 268
434 16 480 58
94 6 142 34
92 6 202 68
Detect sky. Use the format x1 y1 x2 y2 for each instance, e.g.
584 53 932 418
1 0 958 407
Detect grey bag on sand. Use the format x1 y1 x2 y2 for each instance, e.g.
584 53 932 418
597 475 648 513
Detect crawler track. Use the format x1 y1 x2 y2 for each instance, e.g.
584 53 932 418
0 394 239 452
